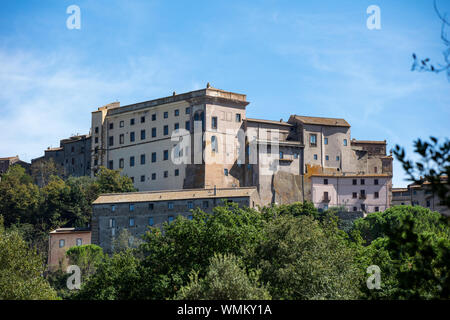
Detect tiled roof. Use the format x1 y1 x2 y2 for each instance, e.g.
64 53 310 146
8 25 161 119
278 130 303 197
93 187 258 205
352 140 386 145
290 115 350 127
310 173 392 178
246 118 293 127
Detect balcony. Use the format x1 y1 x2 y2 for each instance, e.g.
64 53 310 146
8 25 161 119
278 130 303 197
322 196 330 203
359 194 366 199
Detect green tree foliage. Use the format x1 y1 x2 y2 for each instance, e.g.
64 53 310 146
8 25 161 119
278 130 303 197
354 206 450 299
73 250 140 300
247 215 362 300
92 166 136 194
0 216 58 300
66 244 104 278
176 253 271 300
394 137 450 208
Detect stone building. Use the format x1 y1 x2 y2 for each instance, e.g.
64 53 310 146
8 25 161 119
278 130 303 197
31 134 91 186
311 173 392 214
91 187 260 252
47 227 91 270
0 156 30 176
391 188 412 206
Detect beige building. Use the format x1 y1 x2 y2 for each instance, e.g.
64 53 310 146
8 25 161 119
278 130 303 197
47 228 91 270
91 187 260 252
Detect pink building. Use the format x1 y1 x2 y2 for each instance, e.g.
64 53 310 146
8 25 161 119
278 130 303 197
48 228 91 270
311 174 391 214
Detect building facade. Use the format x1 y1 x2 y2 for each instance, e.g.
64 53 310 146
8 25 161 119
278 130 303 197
311 174 391 214
0 156 30 176
47 227 91 270
91 187 260 252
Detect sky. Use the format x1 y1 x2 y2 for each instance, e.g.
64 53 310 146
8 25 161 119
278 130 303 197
0 0 449 187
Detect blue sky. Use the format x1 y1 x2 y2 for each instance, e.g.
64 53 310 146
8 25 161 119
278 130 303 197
0 0 449 187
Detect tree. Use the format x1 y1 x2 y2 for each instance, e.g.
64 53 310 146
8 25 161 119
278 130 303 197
30 158 63 187
0 216 58 300
111 228 142 253
66 244 104 278
176 253 271 300
0 165 40 227
412 0 450 80
393 137 450 208
93 166 136 194
247 214 362 300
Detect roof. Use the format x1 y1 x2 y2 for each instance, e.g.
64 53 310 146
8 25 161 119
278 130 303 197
310 173 392 178
246 118 293 127
352 140 386 145
45 147 63 152
50 227 91 234
93 187 258 205
289 115 350 127
0 156 19 161
104 86 249 117
392 188 409 193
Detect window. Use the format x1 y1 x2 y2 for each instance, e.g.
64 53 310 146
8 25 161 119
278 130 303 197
374 179 379 185
175 169 179 176
130 156 135 167
129 204 134 211
361 179 365 185
174 123 179 130
187 201 193 209
95 137 98 144
224 168 229 176
129 217 135 227
151 127 156 138
279 151 284 159
174 109 179 116
324 137 328 145
95 127 99 134
203 201 209 208
188 215 193 220
374 167 378 173
130 132 135 142
343 139 348 146
152 173 156 180
119 158 124 168
310 134 317 146
164 111 168 119
294 153 299 159
140 175 145 182
59 239 65 248
148 217 154 226
212 116 218 129
375 207 380 212
120 120 124 128
120 134 124 144
164 171 168 178
323 191 329 201
236 113 241 122
361 204 366 212
168 202 174 209
353 207 357 212
140 154 145 165
164 150 169 160
141 116 145 123
108 160 113 170
211 136 218 152
352 192 357 199
130 177 134 183
185 107 190 114
324 179 328 185
325 155 329 161
426 200 431 207
71 146 75 153
353 179 357 185
185 121 190 131
111 205 116 212
109 218 115 228
168 216 174 223
76 238 82 246
108 136 114 146
141 130 146 140
336 156 340 161
152 152 156 163
360 190 366 198
130 118 135 125
314 154 318 160
109 123 114 130
374 191 379 199
152 114 156 121
164 125 169 136
149 203 154 210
